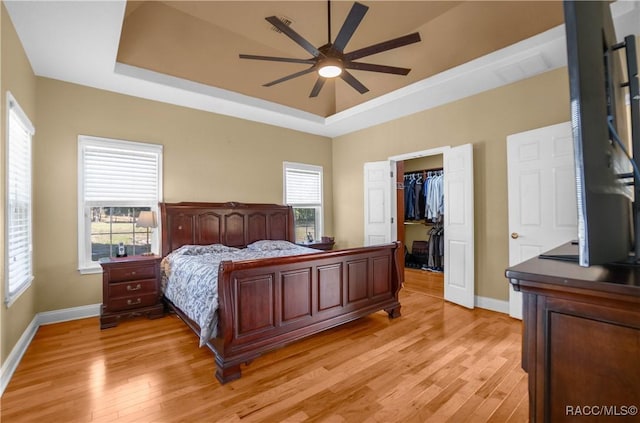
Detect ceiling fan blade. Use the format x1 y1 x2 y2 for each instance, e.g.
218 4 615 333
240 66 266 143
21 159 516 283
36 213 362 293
340 70 369 94
309 77 326 98
265 16 323 58
332 2 368 53
345 62 411 75
344 32 421 61
263 66 317 87
239 54 316 65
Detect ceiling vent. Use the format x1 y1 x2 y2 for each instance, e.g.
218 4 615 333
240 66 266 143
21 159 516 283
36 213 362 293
271 16 292 33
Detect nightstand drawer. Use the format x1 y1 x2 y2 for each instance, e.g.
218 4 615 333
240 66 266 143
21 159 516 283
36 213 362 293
108 264 156 282
108 279 157 298
107 293 158 311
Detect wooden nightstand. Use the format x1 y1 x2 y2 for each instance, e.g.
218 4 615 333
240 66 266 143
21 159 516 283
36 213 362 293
296 240 335 251
99 255 164 329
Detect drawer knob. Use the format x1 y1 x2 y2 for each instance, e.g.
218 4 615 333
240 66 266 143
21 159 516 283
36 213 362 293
131 271 136 276
127 283 142 291
127 298 142 306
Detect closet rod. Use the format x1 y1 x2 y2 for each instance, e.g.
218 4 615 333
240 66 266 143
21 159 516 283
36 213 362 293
404 167 443 175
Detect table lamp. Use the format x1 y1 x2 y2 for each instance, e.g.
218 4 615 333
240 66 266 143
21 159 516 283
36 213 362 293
136 210 157 256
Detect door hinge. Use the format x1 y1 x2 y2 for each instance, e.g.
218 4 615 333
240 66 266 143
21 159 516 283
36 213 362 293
390 171 394 178
391 217 394 224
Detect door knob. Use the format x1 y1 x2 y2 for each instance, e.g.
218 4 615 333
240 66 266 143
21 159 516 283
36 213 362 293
511 232 519 239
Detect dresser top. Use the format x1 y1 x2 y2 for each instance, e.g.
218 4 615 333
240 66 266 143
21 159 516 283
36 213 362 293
506 243 640 299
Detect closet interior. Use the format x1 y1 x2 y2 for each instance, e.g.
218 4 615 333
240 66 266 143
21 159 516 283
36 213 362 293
399 154 444 297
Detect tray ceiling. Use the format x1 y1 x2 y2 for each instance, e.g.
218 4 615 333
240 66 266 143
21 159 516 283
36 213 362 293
117 1 563 117
4 1 639 136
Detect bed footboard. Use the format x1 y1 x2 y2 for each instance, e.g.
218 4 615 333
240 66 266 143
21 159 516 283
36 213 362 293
210 242 402 384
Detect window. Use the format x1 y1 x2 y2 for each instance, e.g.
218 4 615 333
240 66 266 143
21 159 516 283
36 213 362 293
78 136 162 273
283 162 323 243
5 92 35 306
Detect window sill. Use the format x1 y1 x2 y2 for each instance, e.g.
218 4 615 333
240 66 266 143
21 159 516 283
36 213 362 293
78 266 102 275
5 278 33 307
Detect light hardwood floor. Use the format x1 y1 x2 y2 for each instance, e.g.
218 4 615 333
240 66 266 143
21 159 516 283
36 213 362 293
404 268 444 299
1 272 528 422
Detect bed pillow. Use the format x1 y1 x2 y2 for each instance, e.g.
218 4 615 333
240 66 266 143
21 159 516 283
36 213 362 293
176 244 240 256
246 240 299 251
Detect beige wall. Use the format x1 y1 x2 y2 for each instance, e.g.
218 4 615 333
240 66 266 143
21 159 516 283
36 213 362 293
0 3 332 363
1 4 38 363
33 79 333 316
332 68 570 301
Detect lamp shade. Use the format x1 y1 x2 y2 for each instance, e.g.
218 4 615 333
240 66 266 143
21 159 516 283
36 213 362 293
136 211 157 228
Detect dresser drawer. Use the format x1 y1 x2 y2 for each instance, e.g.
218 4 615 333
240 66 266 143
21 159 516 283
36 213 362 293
108 278 157 298
108 264 156 282
107 293 158 311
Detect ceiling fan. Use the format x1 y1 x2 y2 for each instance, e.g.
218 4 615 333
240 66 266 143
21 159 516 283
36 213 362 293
239 1 421 98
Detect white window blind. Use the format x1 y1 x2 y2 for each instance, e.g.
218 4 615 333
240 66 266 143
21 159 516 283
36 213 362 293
78 136 162 272
81 140 161 206
283 162 323 242
6 93 35 305
284 165 322 205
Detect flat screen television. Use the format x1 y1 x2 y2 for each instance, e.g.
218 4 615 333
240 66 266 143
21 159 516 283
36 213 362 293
562 0 640 267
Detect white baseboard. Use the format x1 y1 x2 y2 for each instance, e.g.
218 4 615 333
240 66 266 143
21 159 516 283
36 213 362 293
0 303 101 396
475 295 509 314
37 303 101 326
0 315 38 396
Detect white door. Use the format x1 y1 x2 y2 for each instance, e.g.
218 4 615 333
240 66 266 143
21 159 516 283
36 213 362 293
364 161 395 246
507 122 577 319
443 144 475 309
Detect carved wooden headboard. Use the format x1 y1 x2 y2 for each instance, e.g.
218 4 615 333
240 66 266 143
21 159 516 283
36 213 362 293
160 202 295 257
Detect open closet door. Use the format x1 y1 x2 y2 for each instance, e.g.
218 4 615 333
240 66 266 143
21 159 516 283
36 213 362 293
364 161 395 246
443 144 475 308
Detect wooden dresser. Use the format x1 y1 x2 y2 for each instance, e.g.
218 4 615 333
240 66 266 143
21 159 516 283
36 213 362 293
506 246 640 422
100 255 164 329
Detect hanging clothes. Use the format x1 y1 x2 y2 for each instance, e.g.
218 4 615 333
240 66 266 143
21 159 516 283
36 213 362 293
404 172 427 221
403 168 445 271
422 174 430 216
405 170 443 221
413 175 423 220
404 174 417 220
418 172 427 220
424 171 444 223
423 222 444 272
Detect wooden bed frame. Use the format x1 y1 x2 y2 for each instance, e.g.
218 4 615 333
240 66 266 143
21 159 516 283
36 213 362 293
160 201 402 384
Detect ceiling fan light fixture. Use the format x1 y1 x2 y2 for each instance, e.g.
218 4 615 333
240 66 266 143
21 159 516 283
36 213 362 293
239 2 420 96
318 58 343 78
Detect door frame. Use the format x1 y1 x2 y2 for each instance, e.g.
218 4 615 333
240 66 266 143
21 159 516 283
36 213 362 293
389 146 450 251
389 145 476 309
389 147 451 163
387 145 451 245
